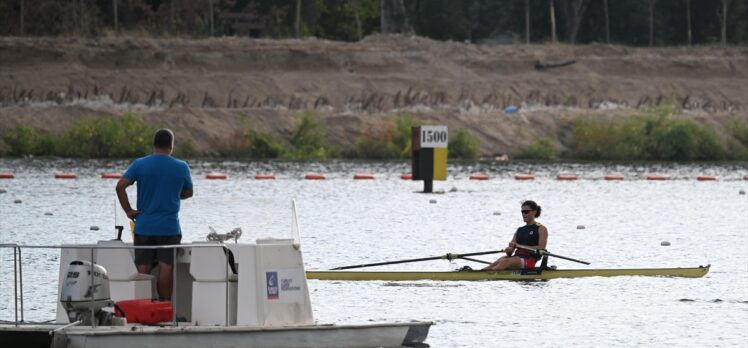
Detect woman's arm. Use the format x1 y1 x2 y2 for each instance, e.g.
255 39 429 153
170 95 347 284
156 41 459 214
504 234 517 255
537 225 548 250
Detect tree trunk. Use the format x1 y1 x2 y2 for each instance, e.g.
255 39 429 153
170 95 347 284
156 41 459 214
171 0 176 33
549 0 556 43
381 0 413 34
113 0 118 34
208 0 214 36
603 0 610 43
685 0 691 45
721 0 730 46
556 0 589 44
648 0 656 46
353 0 362 40
525 0 530 44
19 0 24 35
295 0 301 38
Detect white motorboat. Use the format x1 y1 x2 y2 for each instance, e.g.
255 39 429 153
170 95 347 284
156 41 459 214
0 200 431 348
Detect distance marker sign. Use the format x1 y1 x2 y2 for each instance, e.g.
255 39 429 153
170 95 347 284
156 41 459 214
412 126 448 188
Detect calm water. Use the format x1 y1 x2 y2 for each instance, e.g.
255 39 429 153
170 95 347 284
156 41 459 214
1 159 747 347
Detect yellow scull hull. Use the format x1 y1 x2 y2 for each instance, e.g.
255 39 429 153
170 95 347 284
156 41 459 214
306 265 710 281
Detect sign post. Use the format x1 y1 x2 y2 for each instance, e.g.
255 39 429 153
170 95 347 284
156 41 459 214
411 125 448 193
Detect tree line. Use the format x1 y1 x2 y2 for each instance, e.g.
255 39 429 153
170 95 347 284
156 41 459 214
0 0 745 46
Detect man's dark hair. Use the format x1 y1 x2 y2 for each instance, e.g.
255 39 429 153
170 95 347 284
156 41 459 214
153 128 174 149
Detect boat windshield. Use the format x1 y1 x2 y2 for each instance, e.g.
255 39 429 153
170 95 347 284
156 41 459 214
113 196 301 247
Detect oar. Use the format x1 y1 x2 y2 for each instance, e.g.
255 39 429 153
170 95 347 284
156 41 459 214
330 250 501 270
514 244 590 265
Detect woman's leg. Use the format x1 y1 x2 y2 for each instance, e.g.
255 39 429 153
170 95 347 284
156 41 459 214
485 256 523 270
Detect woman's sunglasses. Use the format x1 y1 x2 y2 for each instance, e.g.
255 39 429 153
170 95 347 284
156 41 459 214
521 210 533 214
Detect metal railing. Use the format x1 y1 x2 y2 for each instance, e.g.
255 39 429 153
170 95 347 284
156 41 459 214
1 243 235 328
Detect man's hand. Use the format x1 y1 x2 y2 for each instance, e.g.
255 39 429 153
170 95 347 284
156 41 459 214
126 209 142 220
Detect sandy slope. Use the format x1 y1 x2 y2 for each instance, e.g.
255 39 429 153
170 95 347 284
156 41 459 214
0 35 746 156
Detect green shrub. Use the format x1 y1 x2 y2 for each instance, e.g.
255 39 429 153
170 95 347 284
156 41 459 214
393 113 421 158
217 127 287 159
569 105 726 161
3 125 40 156
516 138 556 160
174 138 199 158
731 118 748 147
353 136 400 159
56 114 155 157
448 129 481 160
3 114 156 158
288 111 336 160
571 118 646 160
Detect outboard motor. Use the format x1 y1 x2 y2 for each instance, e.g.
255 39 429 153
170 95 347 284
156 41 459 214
60 260 114 325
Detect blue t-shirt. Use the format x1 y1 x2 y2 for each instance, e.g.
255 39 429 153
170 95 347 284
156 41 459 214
123 154 193 236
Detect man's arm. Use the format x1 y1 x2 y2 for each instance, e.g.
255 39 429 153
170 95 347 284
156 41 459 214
180 188 193 200
115 177 141 220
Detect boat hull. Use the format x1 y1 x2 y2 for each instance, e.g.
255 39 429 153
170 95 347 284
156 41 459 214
306 265 710 281
0 322 432 348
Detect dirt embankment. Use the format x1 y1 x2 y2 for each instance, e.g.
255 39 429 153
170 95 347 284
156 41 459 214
0 35 746 156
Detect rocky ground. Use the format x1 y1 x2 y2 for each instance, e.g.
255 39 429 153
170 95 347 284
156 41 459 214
0 34 746 156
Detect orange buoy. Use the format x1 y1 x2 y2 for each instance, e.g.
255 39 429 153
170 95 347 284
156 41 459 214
401 174 413 180
604 175 624 181
0 173 15 179
514 174 535 181
206 173 227 180
304 173 326 180
647 175 668 181
101 172 122 179
469 174 490 180
55 173 77 179
255 174 276 180
353 173 374 180
557 175 578 181
696 175 716 181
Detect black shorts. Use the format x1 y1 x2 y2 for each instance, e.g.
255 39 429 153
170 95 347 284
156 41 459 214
134 235 181 266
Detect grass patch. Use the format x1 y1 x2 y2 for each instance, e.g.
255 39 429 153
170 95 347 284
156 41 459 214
352 113 422 159
3 114 156 158
448 129 481 160
569 105 728 161
218 128 287 159
288 111 337 160
516 138 556 160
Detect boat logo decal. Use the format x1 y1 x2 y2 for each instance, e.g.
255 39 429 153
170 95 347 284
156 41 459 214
266 272 279 300
281 278 301 291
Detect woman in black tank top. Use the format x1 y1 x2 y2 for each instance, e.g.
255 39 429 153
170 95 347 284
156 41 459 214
483 200 548 270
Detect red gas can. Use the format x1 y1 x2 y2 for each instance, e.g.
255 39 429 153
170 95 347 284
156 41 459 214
115 299 173 325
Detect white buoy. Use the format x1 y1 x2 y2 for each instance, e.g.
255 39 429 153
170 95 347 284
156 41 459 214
90 226 100 231
661 241 671 246
576 225 586 230
429 199 437 204
14 199 22 204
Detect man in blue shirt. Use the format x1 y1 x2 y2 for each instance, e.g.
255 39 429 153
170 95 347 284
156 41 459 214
116 128 193 301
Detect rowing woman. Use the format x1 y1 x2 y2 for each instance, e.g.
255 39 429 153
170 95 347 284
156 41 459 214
483 200 548 270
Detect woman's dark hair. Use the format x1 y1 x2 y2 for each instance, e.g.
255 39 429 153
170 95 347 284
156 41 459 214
522 200 541 218
153 128 174 149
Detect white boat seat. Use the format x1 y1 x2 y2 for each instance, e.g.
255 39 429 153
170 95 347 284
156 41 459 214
95 240 154 301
